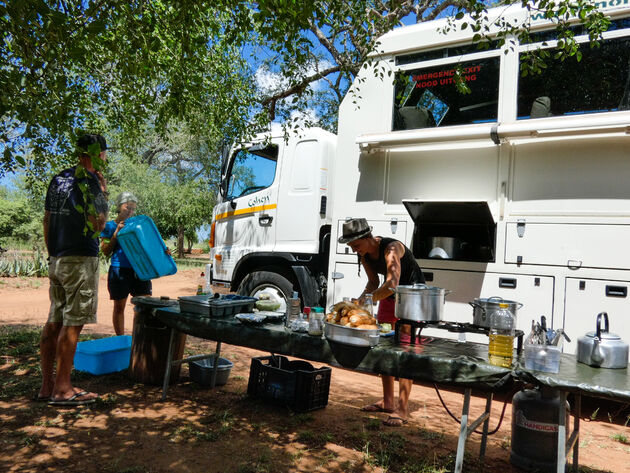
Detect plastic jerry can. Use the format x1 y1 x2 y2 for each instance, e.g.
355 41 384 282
116 215 177 281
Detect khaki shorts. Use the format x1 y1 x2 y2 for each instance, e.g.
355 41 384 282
48 256 99 326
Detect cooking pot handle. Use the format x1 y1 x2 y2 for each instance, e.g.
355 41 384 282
469 301 483 309
488 296 504 302
595 311 609 337
444 289 453 296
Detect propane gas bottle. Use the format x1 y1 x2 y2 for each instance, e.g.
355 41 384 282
510 387 570 471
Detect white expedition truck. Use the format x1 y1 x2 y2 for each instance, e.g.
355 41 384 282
211 3 630 354
210 128 336 312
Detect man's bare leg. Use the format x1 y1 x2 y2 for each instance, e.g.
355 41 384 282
51 325 97 401
38 322 61 399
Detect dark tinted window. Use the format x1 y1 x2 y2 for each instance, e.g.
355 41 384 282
517 36 630 119
393 57 500 130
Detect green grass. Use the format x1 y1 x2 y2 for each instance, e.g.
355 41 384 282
611 433 629 444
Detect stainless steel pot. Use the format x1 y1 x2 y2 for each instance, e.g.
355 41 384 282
576 312 629 368
324 322 380 347
469 296 523 328
427 237 465 259
392 284 451 322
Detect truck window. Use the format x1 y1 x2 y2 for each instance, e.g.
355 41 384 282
393 56 500 130
517 35 630 119
226 145 278 200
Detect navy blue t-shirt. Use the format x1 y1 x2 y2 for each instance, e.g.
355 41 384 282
45 166 108 257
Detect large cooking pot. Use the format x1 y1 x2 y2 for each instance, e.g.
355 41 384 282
576 312 629 368
393 284 451 322
469 296 523 328
427 236 465 259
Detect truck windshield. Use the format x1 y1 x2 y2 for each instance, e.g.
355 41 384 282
225 144 278 200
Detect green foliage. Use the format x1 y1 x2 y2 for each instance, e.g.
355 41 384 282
0 247 49 277
0 194 31 239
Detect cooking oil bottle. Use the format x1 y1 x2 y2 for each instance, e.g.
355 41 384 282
488 302 515 367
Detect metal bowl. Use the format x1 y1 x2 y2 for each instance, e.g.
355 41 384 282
324 322 380 347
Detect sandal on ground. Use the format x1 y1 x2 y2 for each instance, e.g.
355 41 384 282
361 403 394 413
383 415 408 427
48 391 98 407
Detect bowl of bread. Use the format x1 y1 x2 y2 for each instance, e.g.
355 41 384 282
324 300 380 347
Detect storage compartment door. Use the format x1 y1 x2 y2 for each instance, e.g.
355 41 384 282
564 278 630 355
425 269 554 343
505 223 630 270
331 262 372 305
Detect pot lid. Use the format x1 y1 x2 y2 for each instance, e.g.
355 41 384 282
584 330 622 341
396 284 446 293
473 297 520 305
402 201 494 226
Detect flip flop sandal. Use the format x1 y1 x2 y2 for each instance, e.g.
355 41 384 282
361 403 394 413
48 391 98 407
383 415 408 427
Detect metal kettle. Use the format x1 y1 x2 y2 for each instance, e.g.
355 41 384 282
576 312 629 369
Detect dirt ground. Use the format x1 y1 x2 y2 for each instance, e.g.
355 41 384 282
1 267 629 473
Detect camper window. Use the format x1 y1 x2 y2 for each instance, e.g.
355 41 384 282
393 56 500 130
225 144 278 200
517 35 630 118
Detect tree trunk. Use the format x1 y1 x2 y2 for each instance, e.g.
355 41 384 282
177 225 185 258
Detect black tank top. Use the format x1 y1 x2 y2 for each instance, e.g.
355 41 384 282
363 238 425 295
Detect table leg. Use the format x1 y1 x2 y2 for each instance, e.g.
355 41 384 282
454 388 472 473
479 393 493 459
557 391 567 473
209 341 222 388
572 394 581 472
161 327 176 401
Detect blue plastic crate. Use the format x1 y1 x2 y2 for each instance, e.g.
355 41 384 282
116 215 177 281
74 335 132 375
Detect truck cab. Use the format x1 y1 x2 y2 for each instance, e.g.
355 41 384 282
210 127 337 311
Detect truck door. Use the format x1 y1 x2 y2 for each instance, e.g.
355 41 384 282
212 143 279 283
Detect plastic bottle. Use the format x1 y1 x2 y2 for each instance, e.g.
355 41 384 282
363 293 374 316
285 291 301 330
488 302 516 368
308 307 325 336
196 272 206 295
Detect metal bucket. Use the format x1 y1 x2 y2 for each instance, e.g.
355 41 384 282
393 284 451 322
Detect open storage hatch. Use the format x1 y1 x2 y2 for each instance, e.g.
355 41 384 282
403 201 496 262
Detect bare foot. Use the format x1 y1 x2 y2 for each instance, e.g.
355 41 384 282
361 400 395 413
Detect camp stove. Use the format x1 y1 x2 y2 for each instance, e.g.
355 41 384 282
394 319 524 353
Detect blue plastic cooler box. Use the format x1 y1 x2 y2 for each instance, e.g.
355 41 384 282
116 215 177 281
74 335 132 375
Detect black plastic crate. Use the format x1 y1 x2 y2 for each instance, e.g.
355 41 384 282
178 294 256 317
247 355 331 412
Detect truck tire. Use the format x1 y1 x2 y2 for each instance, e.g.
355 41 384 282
237 271 294 313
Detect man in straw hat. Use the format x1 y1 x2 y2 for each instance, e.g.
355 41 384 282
339 218 425 426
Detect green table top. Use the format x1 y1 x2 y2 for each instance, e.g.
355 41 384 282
135 300 630 402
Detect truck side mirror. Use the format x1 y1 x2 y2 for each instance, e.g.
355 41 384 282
230 200 237 210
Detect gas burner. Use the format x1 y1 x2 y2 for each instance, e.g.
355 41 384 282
394 319 524 353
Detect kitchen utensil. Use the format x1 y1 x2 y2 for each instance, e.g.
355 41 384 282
469 297 523 328
324 322 380 347
576 312 629 368
427 236 465 259
392 284 451 322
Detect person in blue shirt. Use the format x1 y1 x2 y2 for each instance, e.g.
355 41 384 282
100 192 152 335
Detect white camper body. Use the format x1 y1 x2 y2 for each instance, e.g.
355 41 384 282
211 128 336 310
327 3 630 352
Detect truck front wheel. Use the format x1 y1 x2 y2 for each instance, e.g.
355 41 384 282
237 271 294 313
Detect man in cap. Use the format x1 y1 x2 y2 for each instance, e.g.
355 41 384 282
339 218 425 426
38 133 109 406
100 192 152 335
